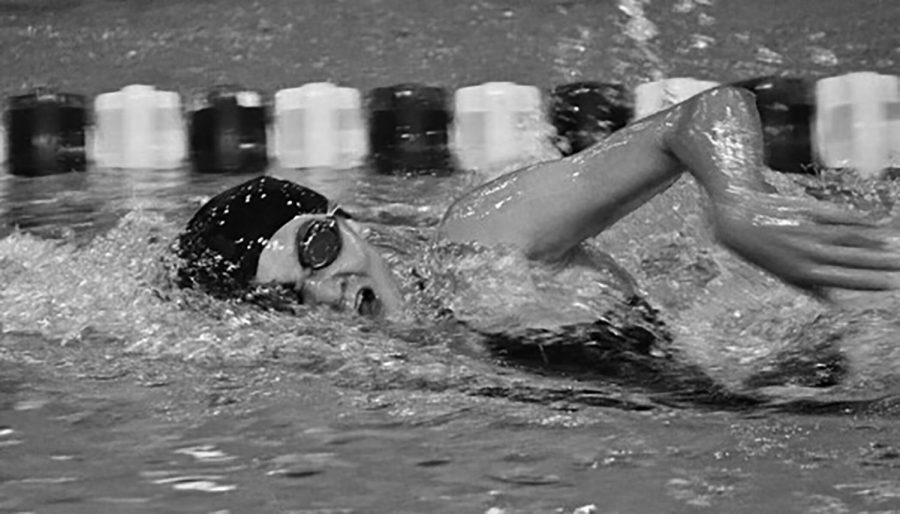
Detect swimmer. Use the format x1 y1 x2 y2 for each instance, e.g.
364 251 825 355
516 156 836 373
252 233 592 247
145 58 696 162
176 86 900 319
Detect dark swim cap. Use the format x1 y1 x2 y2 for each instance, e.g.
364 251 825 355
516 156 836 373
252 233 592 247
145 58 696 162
176 176 330 298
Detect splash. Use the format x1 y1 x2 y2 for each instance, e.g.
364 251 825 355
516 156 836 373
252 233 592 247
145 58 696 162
617 0 723 80
552 25 594 81
616 0 665 80
2 165 900 409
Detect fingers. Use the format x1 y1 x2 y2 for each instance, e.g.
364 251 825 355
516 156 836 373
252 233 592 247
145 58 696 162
824 231 890 249
778 223 894 251
793 265 900 292
806 243 900 271
807 205 878 227
746 228 900 292
715 195 900 292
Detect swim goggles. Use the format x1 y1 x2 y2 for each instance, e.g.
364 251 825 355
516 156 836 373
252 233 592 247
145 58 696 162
295 208 350 271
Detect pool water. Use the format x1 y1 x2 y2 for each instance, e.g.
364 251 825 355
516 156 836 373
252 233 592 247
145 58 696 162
2 0 900 512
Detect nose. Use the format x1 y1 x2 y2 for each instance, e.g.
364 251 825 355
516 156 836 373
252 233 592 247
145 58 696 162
301 274 374 312
300 276 345 307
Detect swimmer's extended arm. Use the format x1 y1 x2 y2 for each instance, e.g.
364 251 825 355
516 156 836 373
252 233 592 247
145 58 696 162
439 86 900 292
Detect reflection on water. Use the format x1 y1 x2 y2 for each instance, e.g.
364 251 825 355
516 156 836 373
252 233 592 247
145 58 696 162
4 352 900 513
0 167 212 241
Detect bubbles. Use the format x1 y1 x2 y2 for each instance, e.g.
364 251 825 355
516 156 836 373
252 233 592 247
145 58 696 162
551 26 592 81
616 0 665 80
617 0 718 79
755 46 785 65
808 46 839 67
618 0 658 44
174 444 237 463
673 0 716 13
690 34 715 50
150 475 237 493
697 12 715 26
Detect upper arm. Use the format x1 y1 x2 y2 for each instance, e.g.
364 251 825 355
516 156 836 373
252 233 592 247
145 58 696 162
437 86 773 263
437 113 681 262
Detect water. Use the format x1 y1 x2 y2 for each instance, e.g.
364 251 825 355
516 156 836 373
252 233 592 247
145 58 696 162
4 167 900 513
2 0 900 512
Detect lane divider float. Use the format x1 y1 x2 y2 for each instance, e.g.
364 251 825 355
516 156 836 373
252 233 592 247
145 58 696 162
6 91 87 176
733 76 815 174
453 81 545 171
548 81 632 156
633 77 720 121
2 72 898 178
273 82 367 170
92 84 186 170
189 85 268 174
368 83 453 175
815 72 900 179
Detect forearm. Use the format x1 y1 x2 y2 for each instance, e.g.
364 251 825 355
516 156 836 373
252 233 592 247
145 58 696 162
439 109 683 259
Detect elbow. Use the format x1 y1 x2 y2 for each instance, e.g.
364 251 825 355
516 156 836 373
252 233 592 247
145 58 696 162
679 85 760 141
690 85 758 114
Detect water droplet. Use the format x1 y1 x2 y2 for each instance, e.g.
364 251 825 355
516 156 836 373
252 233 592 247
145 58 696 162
619 0 658 42
673 0 695 13
174 444 236 463
756 46 784 65
690 34 715 50
808 46 838 67
488 466 561 485
153 475 237 493
14 398 49 411
552 27 592 80
171 480 236 493
624 16 658 43
617 0 665 78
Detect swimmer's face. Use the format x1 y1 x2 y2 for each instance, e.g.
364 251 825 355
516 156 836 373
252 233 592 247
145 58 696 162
255 213 403 318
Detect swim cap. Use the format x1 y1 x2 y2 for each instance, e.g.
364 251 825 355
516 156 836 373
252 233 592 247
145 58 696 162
176 176 330 298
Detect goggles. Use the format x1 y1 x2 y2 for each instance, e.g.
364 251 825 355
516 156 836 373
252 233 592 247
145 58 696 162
295 208 350 271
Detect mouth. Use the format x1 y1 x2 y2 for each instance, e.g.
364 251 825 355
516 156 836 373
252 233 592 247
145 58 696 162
354 287 381 317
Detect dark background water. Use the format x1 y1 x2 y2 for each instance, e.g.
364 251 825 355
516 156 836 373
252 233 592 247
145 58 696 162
0 0 896 96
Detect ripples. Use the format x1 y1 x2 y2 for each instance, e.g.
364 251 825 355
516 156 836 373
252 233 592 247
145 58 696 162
149 474 238 493
0 425 21 448
3 358 900 512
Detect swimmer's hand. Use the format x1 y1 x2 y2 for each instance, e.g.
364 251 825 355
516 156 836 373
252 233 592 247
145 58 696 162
711 189 900 295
